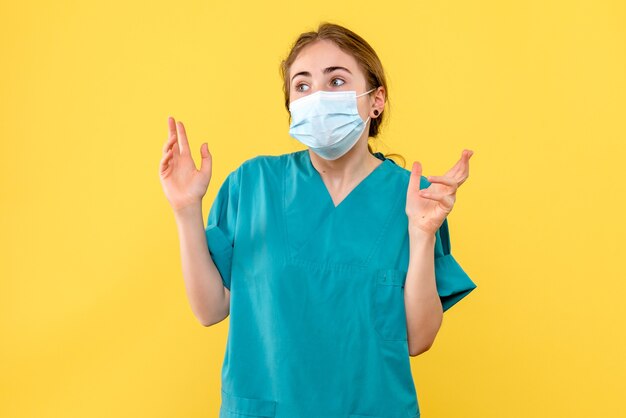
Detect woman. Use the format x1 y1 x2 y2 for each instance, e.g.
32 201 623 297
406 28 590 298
159 22 476 418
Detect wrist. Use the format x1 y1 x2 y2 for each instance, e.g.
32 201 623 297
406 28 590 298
173 200 203 221
408 226 436 243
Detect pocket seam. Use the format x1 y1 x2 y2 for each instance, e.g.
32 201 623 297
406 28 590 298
373 268 408 342
377 268 406 286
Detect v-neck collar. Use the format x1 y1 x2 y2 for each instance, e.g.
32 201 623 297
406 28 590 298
283 150 404 267
302 150 390 210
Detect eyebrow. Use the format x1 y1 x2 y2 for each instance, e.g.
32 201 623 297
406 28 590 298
290 66 353 83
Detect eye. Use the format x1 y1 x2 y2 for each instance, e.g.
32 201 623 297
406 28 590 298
295 83 310 93
331 78 345 87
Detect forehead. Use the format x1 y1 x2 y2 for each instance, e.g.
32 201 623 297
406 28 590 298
290 39 360 76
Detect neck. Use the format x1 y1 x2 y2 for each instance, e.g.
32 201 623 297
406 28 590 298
308 144 381 180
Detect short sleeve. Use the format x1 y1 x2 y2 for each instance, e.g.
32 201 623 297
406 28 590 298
205 166 241 290
434 217 477 312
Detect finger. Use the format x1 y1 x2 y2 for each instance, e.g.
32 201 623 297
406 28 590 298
426 175 458 188
459 149 472 169
164 116 178 154
445 149 472 179
458 149 472 170
160 148 173 174
419 188 452 201
163 132 178 154
418 191 455 212
176 120 190 156
408 161 423 192
168 116 177 144
172 141 180 164
452 149 473 186
199 143 212 177
162 146 175 165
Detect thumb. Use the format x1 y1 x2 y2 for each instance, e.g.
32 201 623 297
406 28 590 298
199 143 212 176
408 161 423 192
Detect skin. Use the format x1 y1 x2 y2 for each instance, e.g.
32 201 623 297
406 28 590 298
288 39 386 207
404 151 473 356
289 39 474 356
159 117 230 327
159 39 474 353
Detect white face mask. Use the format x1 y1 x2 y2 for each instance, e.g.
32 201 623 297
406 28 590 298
288 88 376 160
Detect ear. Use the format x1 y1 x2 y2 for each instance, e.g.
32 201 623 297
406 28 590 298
371 86 386 118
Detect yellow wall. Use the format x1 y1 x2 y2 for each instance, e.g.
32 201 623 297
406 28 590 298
1 1 624 417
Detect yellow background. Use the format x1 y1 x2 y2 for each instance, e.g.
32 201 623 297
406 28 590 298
1 0 625 417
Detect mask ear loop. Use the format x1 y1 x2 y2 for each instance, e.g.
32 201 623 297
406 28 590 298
356 87 376 98
358 87 378 118
357 88 375 127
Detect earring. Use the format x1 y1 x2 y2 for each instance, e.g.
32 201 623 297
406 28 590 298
373 109 379 116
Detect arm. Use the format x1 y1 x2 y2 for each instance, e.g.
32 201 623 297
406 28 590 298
403 150 475 356
159 116 235 327
404 230 443 357
174 202 230 327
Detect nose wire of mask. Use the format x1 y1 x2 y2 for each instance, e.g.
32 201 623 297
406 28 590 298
288 87 376 161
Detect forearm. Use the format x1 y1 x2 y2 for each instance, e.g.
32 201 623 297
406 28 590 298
174 202 229 326
404 229 443 356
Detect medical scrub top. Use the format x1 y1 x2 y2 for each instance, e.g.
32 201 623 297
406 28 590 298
205 149 477 418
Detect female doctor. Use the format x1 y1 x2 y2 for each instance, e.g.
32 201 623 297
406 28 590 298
159 22 476 418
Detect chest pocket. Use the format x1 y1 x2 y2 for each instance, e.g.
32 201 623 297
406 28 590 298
373 269 408 341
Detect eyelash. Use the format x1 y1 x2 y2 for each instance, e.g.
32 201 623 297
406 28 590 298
295 77 345 92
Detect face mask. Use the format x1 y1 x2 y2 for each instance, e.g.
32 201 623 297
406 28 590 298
288 88 376 160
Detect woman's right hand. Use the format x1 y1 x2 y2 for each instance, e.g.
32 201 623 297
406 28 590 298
159 116 212 213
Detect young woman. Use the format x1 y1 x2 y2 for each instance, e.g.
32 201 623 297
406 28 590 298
159 22 476 418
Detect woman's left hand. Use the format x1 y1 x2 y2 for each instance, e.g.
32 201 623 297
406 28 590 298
406 149 474 236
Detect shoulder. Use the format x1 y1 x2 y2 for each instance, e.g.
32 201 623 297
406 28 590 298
241 152 290 169
230 151 302 185
237 150 303 173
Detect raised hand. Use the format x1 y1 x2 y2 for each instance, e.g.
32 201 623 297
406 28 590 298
159 116 212 212
405 149 473 236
